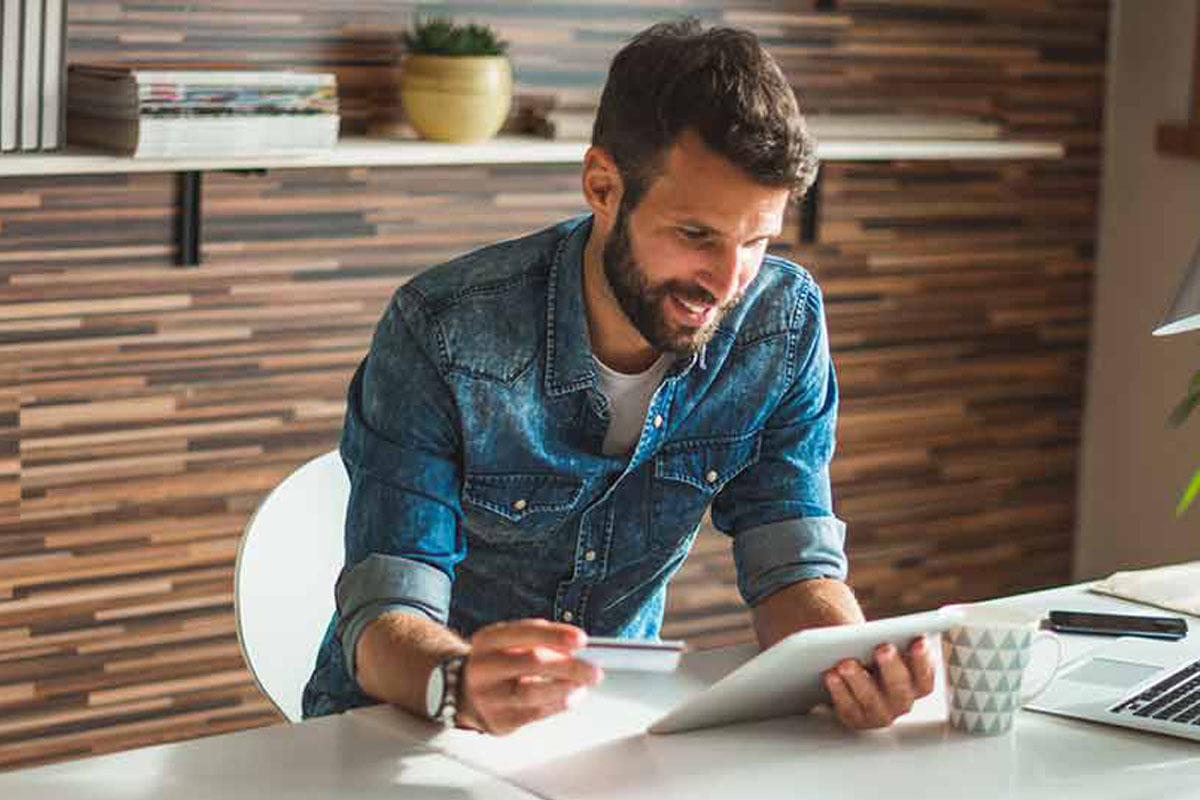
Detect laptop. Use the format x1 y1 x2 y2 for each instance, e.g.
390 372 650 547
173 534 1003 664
1025 633 1200 741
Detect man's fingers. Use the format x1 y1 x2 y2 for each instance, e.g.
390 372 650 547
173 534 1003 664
488 695 576 736
462 619 602 736
835 660 893 728
824 671 865 729
474 680 588 736
484 703 544 737
874 644 917 716
907 637 936 697
827 640 932 731
471 646 602 685
907 637 936 695
473 618 586 653
502 676 585 708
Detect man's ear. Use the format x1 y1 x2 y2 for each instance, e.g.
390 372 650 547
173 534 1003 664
582 146 623 227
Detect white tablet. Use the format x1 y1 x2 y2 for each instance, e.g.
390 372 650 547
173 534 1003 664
648 607 963 734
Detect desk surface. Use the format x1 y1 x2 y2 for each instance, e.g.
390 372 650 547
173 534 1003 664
3 583 1199 799
0 708 540 800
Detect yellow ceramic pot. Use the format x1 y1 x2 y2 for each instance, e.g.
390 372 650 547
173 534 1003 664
399 55 513 142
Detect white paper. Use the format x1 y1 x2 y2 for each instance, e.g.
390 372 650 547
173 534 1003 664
1090 561 1200 616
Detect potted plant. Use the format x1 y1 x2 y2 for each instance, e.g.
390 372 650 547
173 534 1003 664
398 17 512 143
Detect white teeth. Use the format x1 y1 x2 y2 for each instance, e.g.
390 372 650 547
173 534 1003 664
676 297 709 314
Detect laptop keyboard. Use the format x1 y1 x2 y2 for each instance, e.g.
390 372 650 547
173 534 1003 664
1109 658 1200 725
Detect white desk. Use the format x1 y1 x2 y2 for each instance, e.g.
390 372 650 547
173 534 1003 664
0 708 539 799
3 583 1199 799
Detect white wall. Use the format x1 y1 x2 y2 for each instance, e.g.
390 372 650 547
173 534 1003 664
1075 0 1200 578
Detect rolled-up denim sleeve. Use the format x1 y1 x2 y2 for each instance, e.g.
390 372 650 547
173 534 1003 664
711 279 849 607
334 288 466 680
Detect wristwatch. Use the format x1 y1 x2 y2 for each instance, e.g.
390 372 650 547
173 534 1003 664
425 654 467 725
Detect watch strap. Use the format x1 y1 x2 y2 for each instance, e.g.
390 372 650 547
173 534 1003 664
434 654 467 725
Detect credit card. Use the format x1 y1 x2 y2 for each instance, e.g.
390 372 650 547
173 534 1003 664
575 637 686 672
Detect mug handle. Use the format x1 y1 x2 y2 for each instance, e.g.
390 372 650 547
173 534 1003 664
1019 630 1064 704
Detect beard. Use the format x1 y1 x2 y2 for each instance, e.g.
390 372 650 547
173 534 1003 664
602 203 741 357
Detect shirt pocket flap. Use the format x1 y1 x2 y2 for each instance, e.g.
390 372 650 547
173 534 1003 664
462 473 584 523
654 432 761 493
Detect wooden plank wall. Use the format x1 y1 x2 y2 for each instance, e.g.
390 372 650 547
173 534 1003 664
0 0 1107 770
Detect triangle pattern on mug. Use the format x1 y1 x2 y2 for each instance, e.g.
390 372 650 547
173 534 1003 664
943 621 1030 736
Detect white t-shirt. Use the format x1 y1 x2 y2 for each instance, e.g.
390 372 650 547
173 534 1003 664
593 353 672 456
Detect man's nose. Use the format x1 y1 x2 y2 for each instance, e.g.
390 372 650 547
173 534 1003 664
699 245 742 306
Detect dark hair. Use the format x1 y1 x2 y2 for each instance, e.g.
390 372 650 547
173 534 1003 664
592 18 818 209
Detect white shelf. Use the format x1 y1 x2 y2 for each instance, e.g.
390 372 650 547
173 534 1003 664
0 136 584 177
0 131 1063 178
817 140 1063 161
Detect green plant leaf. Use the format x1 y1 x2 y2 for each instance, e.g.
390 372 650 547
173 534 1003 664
1168 385 1200 428
1176 464 1200 516
402 15 507 56
1171 397 1197 427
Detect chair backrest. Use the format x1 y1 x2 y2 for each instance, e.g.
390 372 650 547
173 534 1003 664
234 450 348 722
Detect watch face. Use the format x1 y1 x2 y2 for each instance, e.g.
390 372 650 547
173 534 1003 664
425 663 445 718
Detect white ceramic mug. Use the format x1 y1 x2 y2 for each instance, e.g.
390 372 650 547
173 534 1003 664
940 605 1063 735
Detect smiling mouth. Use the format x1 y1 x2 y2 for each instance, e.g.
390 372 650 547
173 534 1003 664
670 293 715 326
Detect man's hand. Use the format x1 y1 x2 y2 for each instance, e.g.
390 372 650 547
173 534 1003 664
457 618 604 736
822 636 936 730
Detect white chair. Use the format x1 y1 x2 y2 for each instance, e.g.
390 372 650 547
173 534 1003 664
234 449 348 722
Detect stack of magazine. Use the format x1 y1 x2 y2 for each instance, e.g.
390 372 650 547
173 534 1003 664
66 65 340 158
0 0 67 152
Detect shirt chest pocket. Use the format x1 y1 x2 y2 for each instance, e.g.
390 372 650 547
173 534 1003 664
462 473 583 546
651 431 761 552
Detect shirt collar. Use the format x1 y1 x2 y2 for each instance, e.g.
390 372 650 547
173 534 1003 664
545 216 599 397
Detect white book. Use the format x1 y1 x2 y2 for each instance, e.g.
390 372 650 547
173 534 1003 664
40 0 62 149
132 70 335 89
66 113 340 158
1 0 21 151
19 0 40 150
66 68 338 119
73 65 335 89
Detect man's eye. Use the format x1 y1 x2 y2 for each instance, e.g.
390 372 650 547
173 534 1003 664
679 228 707 241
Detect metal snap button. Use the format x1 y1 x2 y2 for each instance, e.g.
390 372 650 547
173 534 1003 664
584 550 597 562
561 610 574 622
513 499 528 512
653 414 664 428
705 470 719 484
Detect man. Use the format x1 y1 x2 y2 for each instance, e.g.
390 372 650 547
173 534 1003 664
303 19 935 734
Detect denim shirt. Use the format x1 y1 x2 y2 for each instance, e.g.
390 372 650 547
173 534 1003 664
302 216 847 718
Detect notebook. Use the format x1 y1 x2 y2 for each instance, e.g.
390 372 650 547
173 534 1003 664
1089 561 1200 617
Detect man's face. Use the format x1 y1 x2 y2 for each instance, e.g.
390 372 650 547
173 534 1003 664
600 130 791 357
